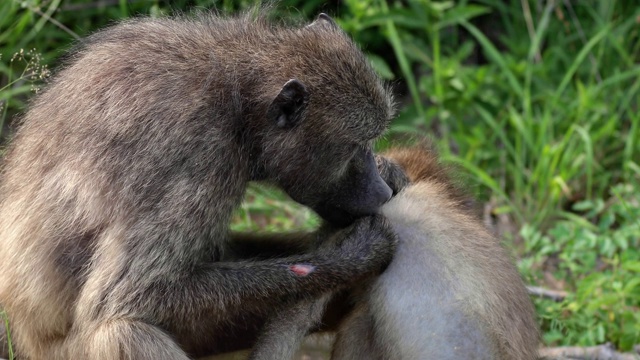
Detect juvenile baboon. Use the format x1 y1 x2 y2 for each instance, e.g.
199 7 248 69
331 146 539 360
0 12 401 360
256 146 539 360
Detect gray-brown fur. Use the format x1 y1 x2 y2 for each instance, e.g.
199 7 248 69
247 294 332 360
331 146 540 360
0 12 399 359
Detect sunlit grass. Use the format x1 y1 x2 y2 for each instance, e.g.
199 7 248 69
231 184 320 233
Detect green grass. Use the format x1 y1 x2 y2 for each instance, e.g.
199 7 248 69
1 0 639 352
373 0 640 349
1 310 13 360
231 184 319 233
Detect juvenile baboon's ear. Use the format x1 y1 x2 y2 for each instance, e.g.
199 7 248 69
268 79 309 129
308 13 339 30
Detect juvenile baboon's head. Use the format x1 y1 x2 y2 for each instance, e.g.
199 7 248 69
381 145 472 209
381 146 443 184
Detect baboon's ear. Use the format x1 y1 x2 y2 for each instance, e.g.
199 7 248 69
308 13 339 30
268 79 309 129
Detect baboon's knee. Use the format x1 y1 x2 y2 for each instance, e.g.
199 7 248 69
80 319 189 360
332 306 378 360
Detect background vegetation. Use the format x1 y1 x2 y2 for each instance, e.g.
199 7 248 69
1 0 639 352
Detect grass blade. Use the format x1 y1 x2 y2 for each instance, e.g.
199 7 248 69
460 20 523 98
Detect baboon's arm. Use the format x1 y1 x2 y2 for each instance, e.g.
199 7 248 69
193 223 390 311
106 216 395 322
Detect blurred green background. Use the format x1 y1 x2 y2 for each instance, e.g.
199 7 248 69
1 0 639 351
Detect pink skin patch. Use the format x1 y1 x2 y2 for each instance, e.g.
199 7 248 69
289 264 316 276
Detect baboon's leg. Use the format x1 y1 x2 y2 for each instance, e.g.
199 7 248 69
248 294 331 360
331 305 379 360
78 319 190 360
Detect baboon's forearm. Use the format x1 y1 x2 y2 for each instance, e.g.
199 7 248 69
190 256 362 307
100 252 369 322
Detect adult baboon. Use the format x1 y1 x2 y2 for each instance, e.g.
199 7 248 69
255 146 539 360
0 12 401 360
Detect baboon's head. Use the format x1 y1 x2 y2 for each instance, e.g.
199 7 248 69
382 147 442 184
257 14 394 227
382 145 471 209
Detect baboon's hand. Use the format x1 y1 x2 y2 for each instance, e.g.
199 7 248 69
375 155 409 195
324 214 398 276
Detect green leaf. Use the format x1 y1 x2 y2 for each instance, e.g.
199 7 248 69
436 4 490 30
554 25 611 101
573 200 595 212
623 278 640 293
460 20 523 98
622 261 640 273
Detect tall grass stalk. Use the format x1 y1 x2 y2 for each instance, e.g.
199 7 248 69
378 0 426 123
